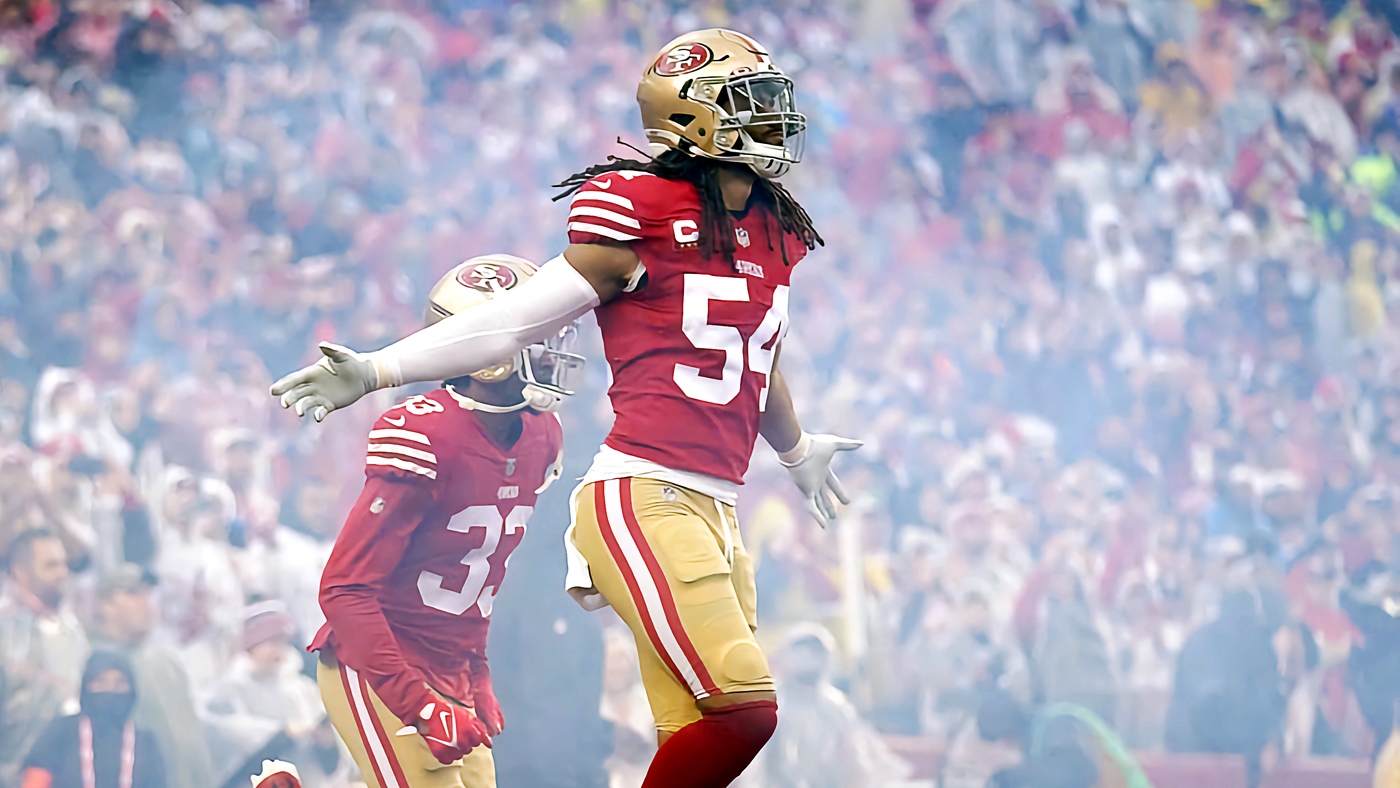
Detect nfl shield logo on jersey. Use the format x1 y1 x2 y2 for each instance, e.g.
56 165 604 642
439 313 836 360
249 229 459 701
735 227 751 248
505 458 516 476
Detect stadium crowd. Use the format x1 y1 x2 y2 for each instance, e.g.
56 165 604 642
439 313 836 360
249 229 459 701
2 0 1400 786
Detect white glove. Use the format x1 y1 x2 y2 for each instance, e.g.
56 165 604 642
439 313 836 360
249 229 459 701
779 432 863 528
270 343 382 422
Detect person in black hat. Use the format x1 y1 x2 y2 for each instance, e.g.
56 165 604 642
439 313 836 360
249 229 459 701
20 650 167 788
92 564 214 788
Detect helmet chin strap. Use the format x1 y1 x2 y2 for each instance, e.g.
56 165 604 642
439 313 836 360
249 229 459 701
445 384 531 414
445 383 562 413
655 128 793 179
732 128 794 178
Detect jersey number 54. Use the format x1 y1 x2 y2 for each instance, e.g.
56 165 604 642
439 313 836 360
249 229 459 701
675 275 789 409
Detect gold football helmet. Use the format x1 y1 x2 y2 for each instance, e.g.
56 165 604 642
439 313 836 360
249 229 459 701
425 254 584 412
638 29 805 179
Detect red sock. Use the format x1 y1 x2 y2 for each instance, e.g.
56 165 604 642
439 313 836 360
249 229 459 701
641 700 778 788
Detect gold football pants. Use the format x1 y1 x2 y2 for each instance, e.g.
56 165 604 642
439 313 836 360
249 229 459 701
317 658 495 788
571 477 773 732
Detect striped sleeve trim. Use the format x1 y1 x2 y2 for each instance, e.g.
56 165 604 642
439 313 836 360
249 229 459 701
568 221 642 242
367 443 437 464
368 428 431 445
366 456 438 480
568 205 642 229
571 190 636 210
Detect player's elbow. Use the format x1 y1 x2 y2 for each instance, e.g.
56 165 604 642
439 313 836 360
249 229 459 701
318 582 377 617
562 244 638 302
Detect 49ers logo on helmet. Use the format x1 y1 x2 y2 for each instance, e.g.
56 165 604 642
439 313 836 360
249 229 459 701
656 43 713 76
456 262 517 292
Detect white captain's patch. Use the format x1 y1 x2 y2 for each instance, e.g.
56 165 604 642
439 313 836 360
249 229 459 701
497 486 519 500
370 498 385 514
735 259 764 278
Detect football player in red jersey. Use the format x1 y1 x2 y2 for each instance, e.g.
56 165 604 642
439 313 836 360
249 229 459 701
273 29 859 788
309 255 578 788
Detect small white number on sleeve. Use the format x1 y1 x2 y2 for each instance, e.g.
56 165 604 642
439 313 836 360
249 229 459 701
390 395 444 417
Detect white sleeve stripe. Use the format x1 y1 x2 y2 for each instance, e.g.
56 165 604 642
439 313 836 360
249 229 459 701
571 191 635 210
367 444 438 463
368 429 431 445
568 222 642 241
366 456 438 479
568 206 641 228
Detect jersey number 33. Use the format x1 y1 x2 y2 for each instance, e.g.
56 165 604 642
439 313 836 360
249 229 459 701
418 505 530 618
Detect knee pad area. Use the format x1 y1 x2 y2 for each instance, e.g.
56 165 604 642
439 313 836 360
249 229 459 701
719 640 770 687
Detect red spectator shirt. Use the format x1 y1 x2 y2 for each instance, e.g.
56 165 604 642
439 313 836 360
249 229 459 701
566 170 806 484
311 389 563 716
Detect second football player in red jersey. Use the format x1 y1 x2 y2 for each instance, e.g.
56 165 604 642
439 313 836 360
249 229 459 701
310 256 577 788
274 29 859 788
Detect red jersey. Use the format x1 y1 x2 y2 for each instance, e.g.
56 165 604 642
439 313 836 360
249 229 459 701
311 388 563 716
566 170 806 484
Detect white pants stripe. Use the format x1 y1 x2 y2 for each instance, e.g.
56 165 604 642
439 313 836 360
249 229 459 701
343 664 404 788
600 479 711 699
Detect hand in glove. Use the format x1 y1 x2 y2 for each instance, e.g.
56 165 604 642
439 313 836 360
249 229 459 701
779 432 863 528
397 687 492 765
469 661 504 737
271 343 382 422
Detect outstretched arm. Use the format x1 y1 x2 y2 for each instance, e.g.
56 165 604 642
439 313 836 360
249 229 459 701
758 365 802 455
271 244 638 421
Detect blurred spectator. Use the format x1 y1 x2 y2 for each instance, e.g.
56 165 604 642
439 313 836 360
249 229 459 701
1107 579 1183 747
1031 569 1118 724
230 472 333 644
941 690 1027 788
989 704 1150 788
1280 544 1371 756
1165 589 1285 785
91 563 213 788
1139 43 1214 149
760 626 908 788
928 73 986 212
20 650 166 788
935 0 1042 105
151 467 244 693
7 0 1400 779
598 623 655 788
202 602 323 788
0 529 89 788
1341 561 1400 756
909 590 1030 739
0 447 54 552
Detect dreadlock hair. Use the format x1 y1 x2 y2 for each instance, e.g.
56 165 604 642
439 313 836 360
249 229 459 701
553 147 823 268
